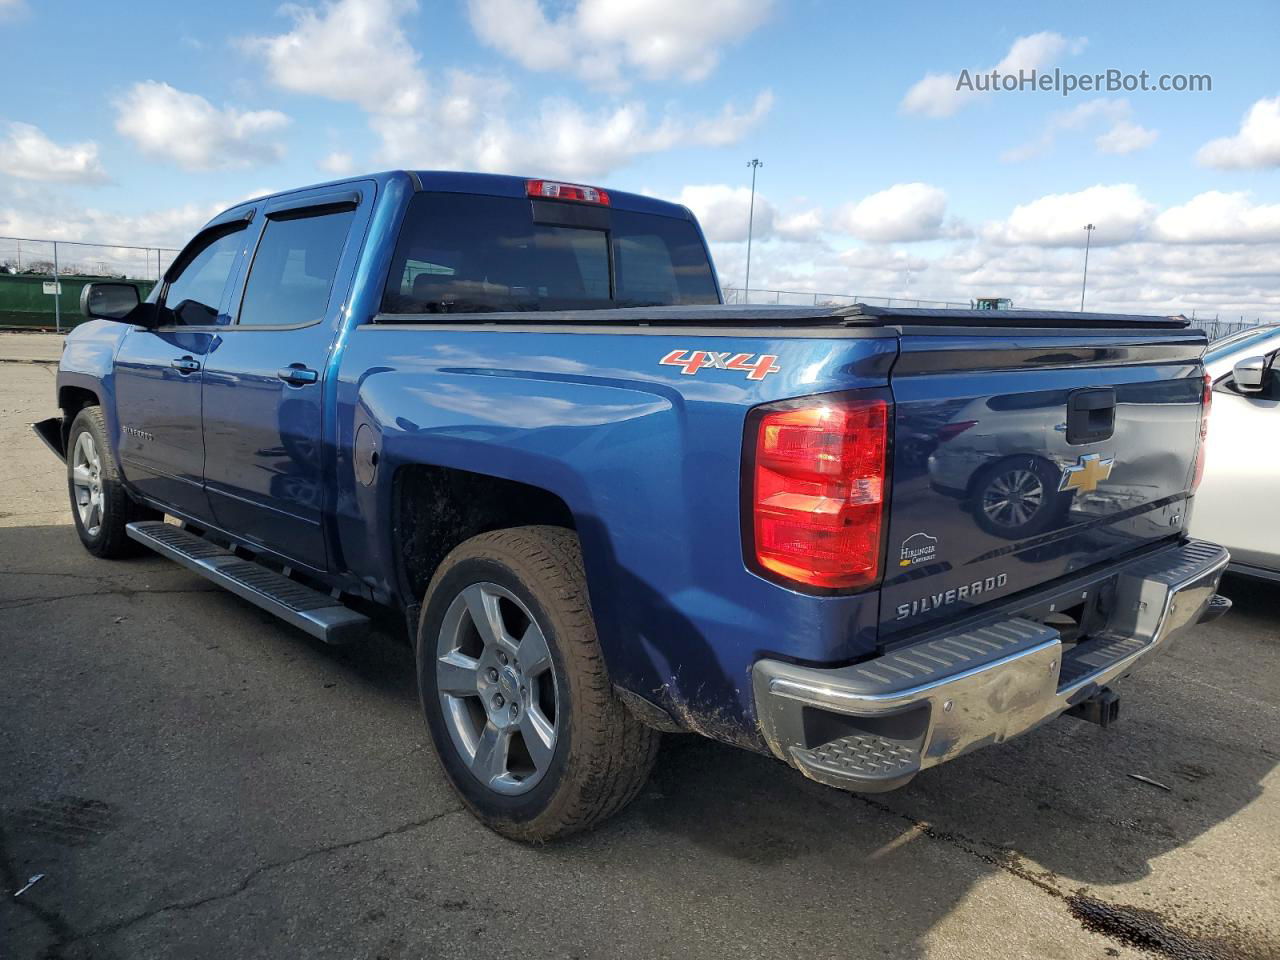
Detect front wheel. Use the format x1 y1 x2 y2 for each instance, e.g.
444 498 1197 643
66 406 157 558
416 526 659 841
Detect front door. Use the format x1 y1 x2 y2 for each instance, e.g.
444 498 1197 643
112 221 251 520
200 185 369 571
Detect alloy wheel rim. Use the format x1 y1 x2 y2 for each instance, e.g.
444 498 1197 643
435 582 559 795
71 432 105 537
982 468 1044 528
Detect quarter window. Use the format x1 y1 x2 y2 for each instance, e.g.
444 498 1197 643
238 209 355 327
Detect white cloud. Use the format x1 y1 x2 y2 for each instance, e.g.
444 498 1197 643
1095 119 1158 155
703 183 1280 321
467 0 772 88
0 122 108 183
667 184 822 245
671 184 773 243
776 208 824 240
373 76 773 179
0 201 218 251
0 0 26 20
833 183 951 243
1002 99 1157 162
243 0 426 116
983 184 1154 247
319 151 357 175
1152 191 1280 245
902 32 1084 118
1196 95 1280 169
114 82 289 171
248 0 772 179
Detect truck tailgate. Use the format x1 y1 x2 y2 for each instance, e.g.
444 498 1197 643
881 328 1207 639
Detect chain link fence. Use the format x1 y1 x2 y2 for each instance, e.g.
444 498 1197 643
0 236 178 331
722 286 1268 340
722 286 972 310
2 244 1269 340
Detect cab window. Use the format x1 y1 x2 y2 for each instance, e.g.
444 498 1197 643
237 208 355 327
161 228 246 326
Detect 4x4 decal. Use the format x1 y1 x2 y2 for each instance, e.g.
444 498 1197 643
659 349 781 381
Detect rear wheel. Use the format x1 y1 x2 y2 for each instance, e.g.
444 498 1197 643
417 526 659 841
67 406 158 558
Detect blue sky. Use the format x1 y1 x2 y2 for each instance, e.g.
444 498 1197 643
2 0 1278 318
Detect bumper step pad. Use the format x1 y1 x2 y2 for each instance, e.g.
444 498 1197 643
792 735 920 781
126 521 369 644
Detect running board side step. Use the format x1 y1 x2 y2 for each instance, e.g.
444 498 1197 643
126 521 370 644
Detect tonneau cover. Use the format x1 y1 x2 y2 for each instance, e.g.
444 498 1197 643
374 302 1191 329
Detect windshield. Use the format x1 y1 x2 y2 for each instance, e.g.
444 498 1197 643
381 192 719 315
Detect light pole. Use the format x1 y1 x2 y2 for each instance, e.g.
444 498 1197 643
1079 223 1095 311
744 158 762 303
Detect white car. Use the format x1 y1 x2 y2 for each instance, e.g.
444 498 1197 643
1190 325 1280 581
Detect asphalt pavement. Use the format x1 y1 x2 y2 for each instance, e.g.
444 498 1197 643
1 344 1278 960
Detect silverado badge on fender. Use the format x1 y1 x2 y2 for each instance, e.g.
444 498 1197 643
1058 453 1115 495
660 349 781 381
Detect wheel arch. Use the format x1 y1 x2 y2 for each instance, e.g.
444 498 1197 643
58 384 101 448
390 462 577 621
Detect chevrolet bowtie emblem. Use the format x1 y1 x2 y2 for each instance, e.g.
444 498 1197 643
1059 453 1115 494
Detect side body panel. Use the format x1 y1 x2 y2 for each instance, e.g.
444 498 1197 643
1194 390 1280 568
1192 329 1280 571
334 325 898 745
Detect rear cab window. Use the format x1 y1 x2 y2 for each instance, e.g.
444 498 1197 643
380 192 719 316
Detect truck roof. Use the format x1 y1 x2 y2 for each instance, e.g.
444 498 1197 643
223 170 693 224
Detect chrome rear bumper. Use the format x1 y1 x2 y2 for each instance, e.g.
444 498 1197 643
752 539 1229 792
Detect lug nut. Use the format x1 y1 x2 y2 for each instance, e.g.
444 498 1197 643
487 668 499 682
493 693 505 709
497 652 508 666
510 703 519 719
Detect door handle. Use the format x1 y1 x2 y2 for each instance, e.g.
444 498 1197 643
277 365 319 386
170 356 201 374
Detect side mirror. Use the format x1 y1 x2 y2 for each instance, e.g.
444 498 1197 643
1232 355 1267 393
80 282 142 322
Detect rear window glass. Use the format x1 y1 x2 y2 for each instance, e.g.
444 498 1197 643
381 192 718 315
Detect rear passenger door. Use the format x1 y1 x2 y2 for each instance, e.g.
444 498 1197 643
199 184 371 572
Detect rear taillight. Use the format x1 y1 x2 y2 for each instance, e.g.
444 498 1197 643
746 392 890 590
526 179 610 205
1192 372 1211 491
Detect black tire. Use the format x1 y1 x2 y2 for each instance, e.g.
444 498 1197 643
970 455 1066 539
66 406 159 558
416 526 659 842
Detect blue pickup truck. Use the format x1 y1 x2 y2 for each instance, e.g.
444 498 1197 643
35 170 1231 841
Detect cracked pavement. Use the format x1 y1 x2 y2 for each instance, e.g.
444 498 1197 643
2 355 1279 959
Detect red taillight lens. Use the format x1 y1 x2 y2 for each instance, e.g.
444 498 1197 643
526 179 610 205
748 393 890 590
1192 372 1211 491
